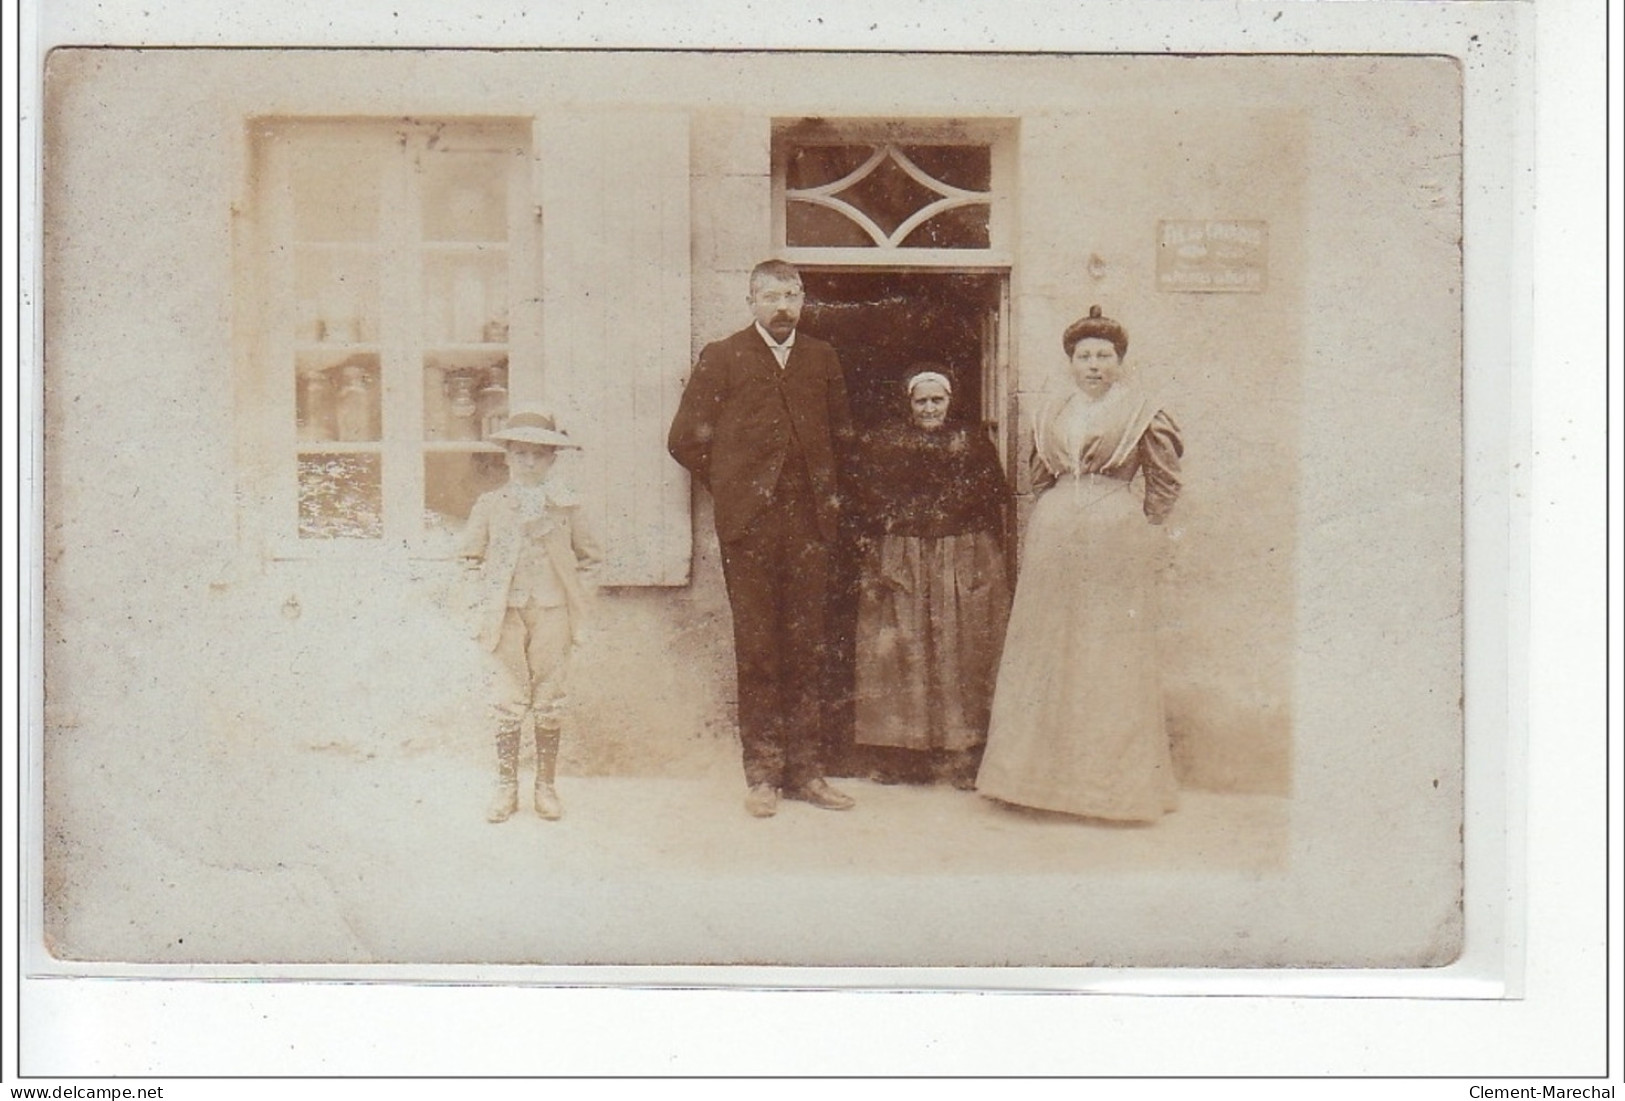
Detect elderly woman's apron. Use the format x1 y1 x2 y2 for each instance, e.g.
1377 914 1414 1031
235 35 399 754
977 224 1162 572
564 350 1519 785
850 424 1011 754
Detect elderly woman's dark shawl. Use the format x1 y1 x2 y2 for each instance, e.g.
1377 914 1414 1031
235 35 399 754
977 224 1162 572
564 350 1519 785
849 422 1007 540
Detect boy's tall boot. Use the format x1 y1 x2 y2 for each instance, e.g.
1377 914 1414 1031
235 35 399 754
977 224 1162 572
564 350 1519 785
485 721 522 823
533 725 563 820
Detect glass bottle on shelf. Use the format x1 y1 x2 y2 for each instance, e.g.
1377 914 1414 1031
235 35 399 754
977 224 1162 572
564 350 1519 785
444 373 480 440
478 364 509 440
297 369 334 443
335 362 377 442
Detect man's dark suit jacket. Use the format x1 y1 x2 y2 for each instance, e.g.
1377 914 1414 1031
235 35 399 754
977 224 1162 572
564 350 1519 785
668 326 853 544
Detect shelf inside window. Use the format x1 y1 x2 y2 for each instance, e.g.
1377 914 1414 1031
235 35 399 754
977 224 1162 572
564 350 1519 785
296 442 382 455
423 342 509 354
423 441 505 453
295 342 381 360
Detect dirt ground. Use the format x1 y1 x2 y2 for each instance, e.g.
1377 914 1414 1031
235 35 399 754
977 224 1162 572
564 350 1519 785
41 717 1289 969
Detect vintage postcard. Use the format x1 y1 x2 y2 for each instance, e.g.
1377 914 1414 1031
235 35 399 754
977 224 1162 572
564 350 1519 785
36 45 1475 974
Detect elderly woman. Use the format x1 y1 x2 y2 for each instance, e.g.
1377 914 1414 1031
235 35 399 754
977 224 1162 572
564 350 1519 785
849 365 1011 788
977 307 1184 822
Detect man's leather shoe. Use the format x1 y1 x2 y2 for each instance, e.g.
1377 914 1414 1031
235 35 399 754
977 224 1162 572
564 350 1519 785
786 778 855 811
745 783 780 818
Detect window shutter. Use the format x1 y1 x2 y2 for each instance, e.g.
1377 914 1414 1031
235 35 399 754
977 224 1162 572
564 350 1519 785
532 112 693 585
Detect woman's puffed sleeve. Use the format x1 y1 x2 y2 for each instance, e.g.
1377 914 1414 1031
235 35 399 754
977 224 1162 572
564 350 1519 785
1027 446 1059 494
1024 395 1062 494
1139 410 1183 524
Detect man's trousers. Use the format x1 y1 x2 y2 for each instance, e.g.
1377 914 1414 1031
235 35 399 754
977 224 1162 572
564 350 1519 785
718 458 832 789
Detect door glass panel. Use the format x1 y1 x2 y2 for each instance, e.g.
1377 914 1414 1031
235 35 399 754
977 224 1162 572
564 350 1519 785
897 145 992 192
786 203 877 249
897 206 991 250
781 140 994 250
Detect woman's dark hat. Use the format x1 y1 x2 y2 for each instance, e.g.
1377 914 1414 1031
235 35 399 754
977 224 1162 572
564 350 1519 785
488 406 579 449
1062 305 1128 359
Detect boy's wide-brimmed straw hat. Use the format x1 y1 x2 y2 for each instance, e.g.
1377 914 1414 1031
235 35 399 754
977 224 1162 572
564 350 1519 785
489 407 580 449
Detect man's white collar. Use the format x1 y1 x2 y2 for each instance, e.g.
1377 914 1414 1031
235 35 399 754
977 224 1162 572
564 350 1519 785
754 322 797 351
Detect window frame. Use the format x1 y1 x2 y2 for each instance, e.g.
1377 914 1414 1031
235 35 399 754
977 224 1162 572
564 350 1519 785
242 116 539 561
770 118 1017 269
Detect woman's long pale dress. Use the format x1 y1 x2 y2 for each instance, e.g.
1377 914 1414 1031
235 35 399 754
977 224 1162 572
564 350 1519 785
975 386 1183 822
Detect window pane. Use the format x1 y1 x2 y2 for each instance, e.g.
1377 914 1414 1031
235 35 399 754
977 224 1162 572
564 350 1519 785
785 144 875 190
291 143 381 242
422 253 508 345
833 151 942 238
897 204 992 250
785 200 877 248
898 145 992 192
424 451 509 532
421 150 511 242
298 453 383 539
297 352 382 443
780 140 995 250
295 250 379 344
423 351 509 441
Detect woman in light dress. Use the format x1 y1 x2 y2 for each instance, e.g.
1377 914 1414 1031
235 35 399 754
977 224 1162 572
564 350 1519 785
976 307 1184 822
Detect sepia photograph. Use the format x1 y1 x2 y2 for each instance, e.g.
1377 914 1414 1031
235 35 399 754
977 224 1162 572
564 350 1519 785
36 46 1470 972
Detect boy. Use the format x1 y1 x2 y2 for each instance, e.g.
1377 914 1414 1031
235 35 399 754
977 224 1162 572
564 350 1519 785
459 407 602 822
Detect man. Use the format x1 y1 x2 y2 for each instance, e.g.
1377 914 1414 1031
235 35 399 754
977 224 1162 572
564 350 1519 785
668 260 857 817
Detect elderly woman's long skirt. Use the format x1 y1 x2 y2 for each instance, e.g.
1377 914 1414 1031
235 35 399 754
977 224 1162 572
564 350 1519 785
853 531 1010 752
976 475 1178 822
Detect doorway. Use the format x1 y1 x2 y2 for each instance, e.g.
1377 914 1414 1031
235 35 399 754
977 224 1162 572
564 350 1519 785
801 270 1007 435
799 269 1011 779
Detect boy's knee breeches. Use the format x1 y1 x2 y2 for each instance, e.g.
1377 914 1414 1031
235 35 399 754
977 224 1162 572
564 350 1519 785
492 602 574 727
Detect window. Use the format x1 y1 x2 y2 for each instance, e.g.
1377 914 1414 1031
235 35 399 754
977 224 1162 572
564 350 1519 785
247 118 536 552
772 119 1014 267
